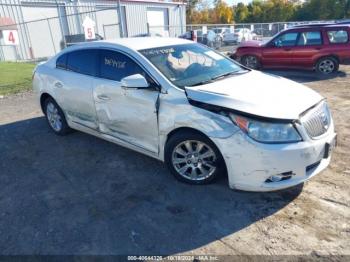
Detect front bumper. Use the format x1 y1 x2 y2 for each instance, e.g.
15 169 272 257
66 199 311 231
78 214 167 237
212 126 336 192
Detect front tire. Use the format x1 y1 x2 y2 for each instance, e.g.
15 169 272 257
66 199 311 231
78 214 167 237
316 57 339 75
165 131 225 185
44 97 71 135
241 55 260 69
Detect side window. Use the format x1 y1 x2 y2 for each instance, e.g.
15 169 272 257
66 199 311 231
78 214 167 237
327 30 349 44
66 49 98 76
56 54 67 69
297 31 322 46
99 50 145 82
274 32 298 47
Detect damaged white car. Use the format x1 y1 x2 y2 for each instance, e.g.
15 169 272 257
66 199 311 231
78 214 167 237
33 38 337 192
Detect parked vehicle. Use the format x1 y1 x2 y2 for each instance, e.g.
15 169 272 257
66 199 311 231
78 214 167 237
180 30 222 49
213 27 230 40
223 28 253 44
33 37 336 192
231 23 350 74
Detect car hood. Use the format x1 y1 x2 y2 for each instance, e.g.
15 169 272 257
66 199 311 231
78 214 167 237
185 71 323 120
238 40 264 47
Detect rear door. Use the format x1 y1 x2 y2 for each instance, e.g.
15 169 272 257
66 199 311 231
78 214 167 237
54 49 99 130
325 27 350 62
261 31 299 67
292 30 323 68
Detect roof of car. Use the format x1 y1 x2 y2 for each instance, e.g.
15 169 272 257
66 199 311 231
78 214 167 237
97 37 192 50
291 23 350 30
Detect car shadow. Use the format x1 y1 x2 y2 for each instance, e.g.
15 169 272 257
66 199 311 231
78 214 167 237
263 68 347 83
0 117 303 255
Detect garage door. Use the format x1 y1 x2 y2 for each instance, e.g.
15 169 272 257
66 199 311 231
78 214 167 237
147 8 169 36
22 6 64 58
95 8 121 39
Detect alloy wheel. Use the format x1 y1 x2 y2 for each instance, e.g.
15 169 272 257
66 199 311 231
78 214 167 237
318 59 335 74
172 140 217 181
244 56 258 69
46 102 62 132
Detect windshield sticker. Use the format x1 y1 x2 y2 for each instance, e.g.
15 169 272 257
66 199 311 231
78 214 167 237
141 47 175 56
104 57 126 69
205 51 224 61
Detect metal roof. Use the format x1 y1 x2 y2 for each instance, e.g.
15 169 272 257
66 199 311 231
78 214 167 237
0 17 17 30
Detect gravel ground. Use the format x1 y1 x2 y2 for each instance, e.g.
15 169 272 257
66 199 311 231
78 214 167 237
0 67 349 256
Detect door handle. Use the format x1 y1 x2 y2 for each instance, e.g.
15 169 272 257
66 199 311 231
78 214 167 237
97 94 111 101
54 82 63 88
314 47 323 50
284 48 292 51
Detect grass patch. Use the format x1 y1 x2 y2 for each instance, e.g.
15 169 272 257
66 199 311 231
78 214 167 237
0 62 36 96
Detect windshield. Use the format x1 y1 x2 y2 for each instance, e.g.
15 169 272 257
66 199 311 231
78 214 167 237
140 44 246 88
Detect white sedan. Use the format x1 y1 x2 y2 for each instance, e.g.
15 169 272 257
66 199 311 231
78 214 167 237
223 28 253 44
33 37 336 191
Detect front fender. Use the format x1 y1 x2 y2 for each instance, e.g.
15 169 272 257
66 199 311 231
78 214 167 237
158 88 239 161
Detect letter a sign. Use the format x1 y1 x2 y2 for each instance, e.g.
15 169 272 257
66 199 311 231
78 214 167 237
3 30 19 45
82 17 96 40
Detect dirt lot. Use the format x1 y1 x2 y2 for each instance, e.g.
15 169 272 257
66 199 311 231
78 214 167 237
0 66 349 256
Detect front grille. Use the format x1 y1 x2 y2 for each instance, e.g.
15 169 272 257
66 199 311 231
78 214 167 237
301 102 331 138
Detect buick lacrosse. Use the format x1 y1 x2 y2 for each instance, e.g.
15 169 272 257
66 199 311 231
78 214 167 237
33 37 336 192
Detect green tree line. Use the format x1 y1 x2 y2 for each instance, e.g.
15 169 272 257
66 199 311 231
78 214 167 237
181 0 350 24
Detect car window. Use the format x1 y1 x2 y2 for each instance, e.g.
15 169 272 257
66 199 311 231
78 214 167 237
274 32 299 47
297 31 322 46
99 50 146 82
66 49 98 76
56 53 67 69
327 30 349 44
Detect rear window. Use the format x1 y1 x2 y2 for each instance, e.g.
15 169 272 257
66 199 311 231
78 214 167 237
56 54 67 69
327 30 349 44
66 49 98 76
298 31 322 46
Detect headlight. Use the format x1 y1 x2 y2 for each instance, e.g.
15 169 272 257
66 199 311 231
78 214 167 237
229 113 302 143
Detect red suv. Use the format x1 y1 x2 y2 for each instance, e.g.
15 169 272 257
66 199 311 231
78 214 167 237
231 23 350 74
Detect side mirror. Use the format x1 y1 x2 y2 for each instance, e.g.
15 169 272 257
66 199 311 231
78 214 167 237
121 74 149 89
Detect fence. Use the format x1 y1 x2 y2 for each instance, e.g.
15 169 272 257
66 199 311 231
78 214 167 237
0 5 335 62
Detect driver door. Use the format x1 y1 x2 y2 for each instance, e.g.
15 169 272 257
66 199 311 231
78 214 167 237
262 32 299 67
93 49 160 154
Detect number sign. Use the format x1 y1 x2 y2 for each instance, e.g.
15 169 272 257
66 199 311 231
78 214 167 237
3 30 19 45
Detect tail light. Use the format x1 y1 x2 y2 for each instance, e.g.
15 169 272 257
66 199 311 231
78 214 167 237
32 67 37 81
191 30 197 42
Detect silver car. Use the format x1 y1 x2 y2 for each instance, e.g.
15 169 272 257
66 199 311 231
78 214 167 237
33 37 336 192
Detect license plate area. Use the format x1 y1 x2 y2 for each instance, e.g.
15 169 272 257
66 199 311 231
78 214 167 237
323 135 337 159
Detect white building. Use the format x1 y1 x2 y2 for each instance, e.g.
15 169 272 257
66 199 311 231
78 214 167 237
0 0 186 61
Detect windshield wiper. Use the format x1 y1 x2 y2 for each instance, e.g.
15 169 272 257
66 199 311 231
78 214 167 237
188 70 248 87
210 70 248 81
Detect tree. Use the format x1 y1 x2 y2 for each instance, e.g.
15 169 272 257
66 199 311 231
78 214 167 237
234 3 249 23
213 0 234 23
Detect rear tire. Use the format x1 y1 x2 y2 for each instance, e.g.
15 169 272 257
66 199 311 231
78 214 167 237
316 57 339 75
241 55 260 69
165 131 225 185
44 97 72 135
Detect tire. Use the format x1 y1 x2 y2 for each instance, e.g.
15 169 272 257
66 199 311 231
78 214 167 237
241 55 260 69
316 57 339 75
44 97 72 135
165 131 225 185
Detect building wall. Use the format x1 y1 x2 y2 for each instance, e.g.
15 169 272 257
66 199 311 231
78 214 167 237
0 0 186 61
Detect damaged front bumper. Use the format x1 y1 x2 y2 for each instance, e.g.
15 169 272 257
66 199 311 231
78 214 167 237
212 127 337 192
